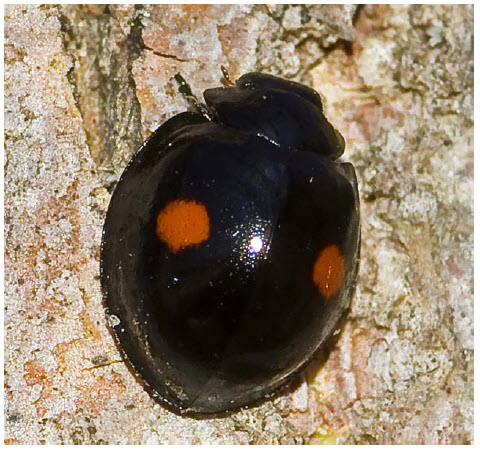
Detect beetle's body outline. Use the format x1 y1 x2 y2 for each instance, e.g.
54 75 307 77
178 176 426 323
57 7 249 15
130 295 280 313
101 72 360 415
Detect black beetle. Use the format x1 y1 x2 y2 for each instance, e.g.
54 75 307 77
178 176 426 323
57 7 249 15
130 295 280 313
101 72 360 415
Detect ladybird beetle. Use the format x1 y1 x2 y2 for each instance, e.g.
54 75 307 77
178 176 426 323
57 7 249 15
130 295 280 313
101 72 360 415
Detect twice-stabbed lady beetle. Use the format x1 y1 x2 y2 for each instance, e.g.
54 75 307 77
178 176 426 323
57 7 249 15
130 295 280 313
101 72 360 415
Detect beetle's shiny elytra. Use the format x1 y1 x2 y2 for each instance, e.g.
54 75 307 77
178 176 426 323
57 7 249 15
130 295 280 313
101 72 360 415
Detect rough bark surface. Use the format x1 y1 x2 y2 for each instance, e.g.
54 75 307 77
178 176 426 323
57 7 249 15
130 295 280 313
5 4 473 444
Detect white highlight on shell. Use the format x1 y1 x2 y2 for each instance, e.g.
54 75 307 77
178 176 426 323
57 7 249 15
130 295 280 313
249 236 264 253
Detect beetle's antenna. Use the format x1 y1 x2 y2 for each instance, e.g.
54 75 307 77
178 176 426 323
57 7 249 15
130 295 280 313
174 73 212 121
221 65 235 86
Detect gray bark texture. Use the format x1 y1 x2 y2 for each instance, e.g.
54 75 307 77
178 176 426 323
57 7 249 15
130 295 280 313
4 4 473 444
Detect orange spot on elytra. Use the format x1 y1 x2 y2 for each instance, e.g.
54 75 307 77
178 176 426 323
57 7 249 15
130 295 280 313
313 244 345 298
156 199 210 252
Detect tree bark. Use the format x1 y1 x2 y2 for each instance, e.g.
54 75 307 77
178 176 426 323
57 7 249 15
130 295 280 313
5 4 473 444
